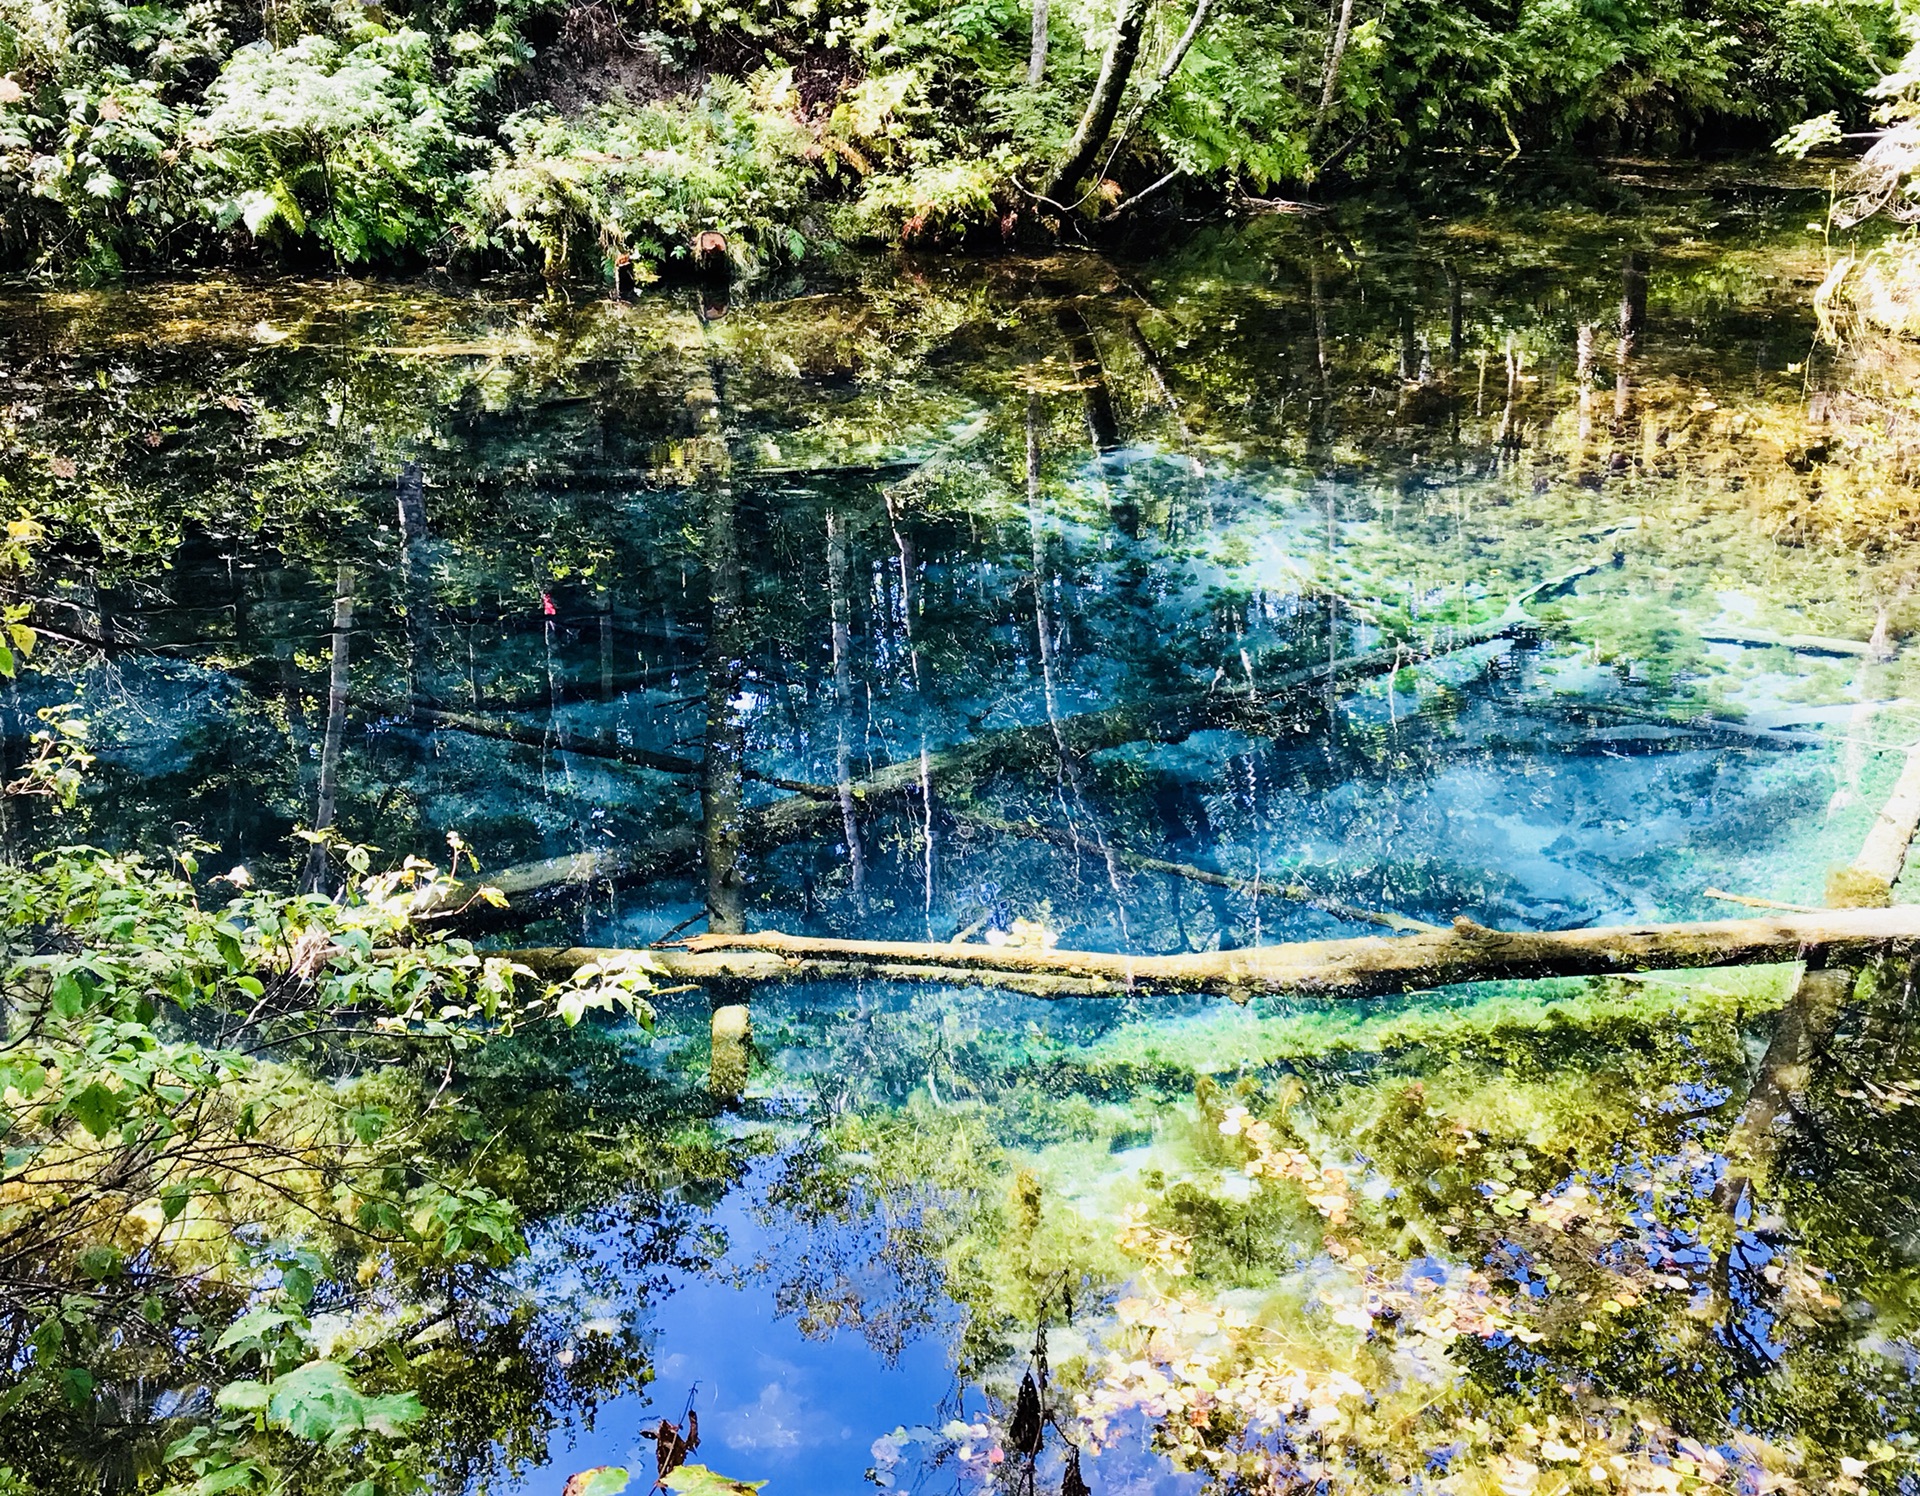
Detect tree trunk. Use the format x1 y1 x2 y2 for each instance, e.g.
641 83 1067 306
1310 0 1355 153
507 905 1920 1004
1028 0 1050 85
404 705 699 776
303 565 354 894
396 461 433 720
883 490 937 935
1842 739 1920 897
1040 0 1154 206
1056 305 1123 456
1713 963 1854 1214
1613 251 1648 429
826 507 868 915
687 328 752 1097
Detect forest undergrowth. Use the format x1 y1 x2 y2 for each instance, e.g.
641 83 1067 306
0 0 1907 279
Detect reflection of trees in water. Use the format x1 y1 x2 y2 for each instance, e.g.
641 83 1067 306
724 961 1920 1491
397 1033 744 1492
7 188 1917 1492
751 1142 962 1364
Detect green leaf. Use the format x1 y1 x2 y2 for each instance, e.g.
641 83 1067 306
50 971 85 1018
195 1462 263 1494
57 1367 94 1407
76 1244 122 1281
213 1306 297 1353
282 1264 315 1306
215 1379 272 1413
266 1362 360 1439
67 1081 126 1139
265 1360 422 1442
568 1470 632 1496
347 1104 391 1143
663 1467 767 1496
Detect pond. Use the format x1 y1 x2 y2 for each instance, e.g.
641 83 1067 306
4 159 1919 1493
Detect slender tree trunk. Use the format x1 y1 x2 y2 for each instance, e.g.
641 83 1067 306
269 569 316 806
1311 0 1355 153
1029 389 1133 944
1040 0 1154 205
1028 0 1050 85
1310 253 1333 444
884 490 936 936
1576 322 1595 444
598 588 614 702
397 461 432 719
1613 251 1648 429
1714 964 1853 1213
1056 305 1123 456
303 564 354 893
1099 0 1219 214
688 330 752 1098
1497 336 1520 451
698 450 745 934
826 507 868 915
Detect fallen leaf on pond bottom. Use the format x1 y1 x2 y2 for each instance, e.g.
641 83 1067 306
562 1468 630 1496
662 1466 768 1496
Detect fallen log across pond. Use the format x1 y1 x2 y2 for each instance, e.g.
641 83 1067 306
504 906 1920 1003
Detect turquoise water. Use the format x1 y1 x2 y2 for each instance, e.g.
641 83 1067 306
6 162 1920 1492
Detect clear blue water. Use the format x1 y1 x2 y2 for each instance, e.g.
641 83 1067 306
7 164 1920 1493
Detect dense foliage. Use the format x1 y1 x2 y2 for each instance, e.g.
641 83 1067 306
0 813 674 1491
0 0 1905 277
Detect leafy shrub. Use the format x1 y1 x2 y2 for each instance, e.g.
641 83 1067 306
463 71 819 278
846 151 1008 243
192 27 509 264
0 836 659 1492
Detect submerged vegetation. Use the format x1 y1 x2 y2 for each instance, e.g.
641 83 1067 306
0 165 1918 1492
12 2 1920 1482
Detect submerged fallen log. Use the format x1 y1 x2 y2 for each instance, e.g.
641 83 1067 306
407 706 702 777
952 808 1442 933
1701 624 1891 660
1841 739 1920 900
505 906 1920 1003
433 601 1545 922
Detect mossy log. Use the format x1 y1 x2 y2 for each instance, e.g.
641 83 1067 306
505 906 1920 1003
1700 625 1891 660
1840 740 1920 900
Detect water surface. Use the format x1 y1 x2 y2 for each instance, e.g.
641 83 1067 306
4 161 1919 1493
